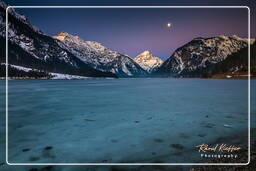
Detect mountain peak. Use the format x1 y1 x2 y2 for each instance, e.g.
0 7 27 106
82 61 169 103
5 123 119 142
136 50 155 60
141 50 151 55
53 32 68 41
193 35 243 41
134 51 163 73
218 34 244 40
231 34 241 39
53 32 80 41
57 32 70 36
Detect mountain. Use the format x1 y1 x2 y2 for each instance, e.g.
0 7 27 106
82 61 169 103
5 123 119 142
208 42 256 78
53 32 147 77
0 2 117 78
134 50 163 73
154 35 254 77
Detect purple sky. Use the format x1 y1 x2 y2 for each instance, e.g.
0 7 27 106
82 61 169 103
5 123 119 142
12 8 248 60
3 0 255 59
4 0 251 60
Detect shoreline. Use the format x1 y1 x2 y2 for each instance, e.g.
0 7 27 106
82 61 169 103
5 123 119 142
0 77 117 80
0 76 255 80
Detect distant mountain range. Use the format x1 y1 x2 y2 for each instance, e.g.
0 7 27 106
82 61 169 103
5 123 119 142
0 2 255 79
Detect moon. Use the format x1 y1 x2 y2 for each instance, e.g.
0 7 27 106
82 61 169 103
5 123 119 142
167 22 172 28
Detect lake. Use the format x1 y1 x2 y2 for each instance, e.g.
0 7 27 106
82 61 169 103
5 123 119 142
0 78 254 164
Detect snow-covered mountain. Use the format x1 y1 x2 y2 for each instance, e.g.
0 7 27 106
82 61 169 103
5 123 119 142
134 50 163 73
155 35 253 77
53 32 147 77
0 2 116 78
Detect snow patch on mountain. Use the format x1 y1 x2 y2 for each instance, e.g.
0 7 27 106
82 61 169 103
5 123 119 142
134 50 163 73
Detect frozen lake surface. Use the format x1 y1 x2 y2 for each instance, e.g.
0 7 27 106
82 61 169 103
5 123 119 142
0 78 253 164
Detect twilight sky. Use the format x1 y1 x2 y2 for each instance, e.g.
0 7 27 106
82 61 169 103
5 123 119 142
3 0 254 59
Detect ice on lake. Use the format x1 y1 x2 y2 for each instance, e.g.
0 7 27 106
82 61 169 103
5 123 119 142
0 78 253 164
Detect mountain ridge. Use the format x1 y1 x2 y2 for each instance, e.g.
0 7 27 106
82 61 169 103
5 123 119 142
154 35 254 77
53 32 148 77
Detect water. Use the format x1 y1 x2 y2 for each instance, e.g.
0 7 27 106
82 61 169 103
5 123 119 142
0 78 253 164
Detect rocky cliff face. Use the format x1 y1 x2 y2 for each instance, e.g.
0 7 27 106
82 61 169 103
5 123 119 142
134 50 163 73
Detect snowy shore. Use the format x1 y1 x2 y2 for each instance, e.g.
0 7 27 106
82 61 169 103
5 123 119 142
0 64 115 80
